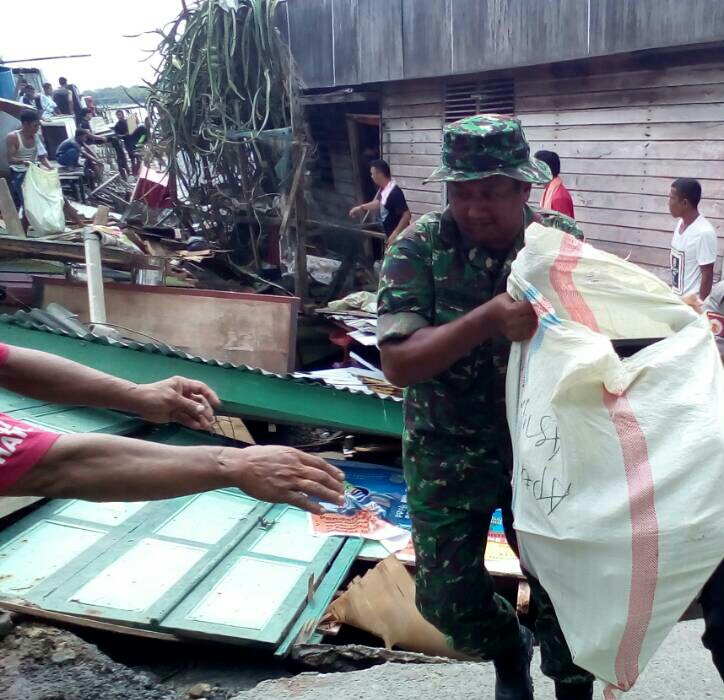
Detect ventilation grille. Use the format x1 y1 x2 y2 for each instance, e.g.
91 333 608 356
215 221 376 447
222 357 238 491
444 78 515 123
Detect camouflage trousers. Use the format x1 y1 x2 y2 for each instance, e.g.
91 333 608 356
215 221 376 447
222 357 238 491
405 432 594 686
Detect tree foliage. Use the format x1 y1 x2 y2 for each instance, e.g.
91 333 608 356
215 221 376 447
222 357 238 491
87 85 150 106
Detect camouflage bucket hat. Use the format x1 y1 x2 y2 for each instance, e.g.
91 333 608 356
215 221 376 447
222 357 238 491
424 114 552 185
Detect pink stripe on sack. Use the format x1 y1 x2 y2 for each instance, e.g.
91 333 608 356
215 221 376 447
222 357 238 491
548 234 600 331
603 389 660 692
603 685 617 700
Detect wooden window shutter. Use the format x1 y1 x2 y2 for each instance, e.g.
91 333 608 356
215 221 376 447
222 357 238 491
444 78 515 123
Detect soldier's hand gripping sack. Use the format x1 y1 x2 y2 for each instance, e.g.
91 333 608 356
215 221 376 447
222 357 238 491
506 223 724 697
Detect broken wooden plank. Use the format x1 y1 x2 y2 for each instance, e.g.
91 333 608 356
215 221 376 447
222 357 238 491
0 599 183 643
35 279 300 374
0 237 146 271
92 205 110 226
0 178 25 238
90 174 121 199
211 416 256 445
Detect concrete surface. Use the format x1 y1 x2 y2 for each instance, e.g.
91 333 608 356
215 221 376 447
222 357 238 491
233 620 722 700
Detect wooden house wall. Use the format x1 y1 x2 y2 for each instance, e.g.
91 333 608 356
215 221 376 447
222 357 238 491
283 0 724 90
378 62 724 280
517 62 724 280
381 81 445 218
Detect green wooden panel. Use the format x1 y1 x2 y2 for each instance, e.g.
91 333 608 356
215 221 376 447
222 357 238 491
0 499 157 601
0 387 142 436
41 492 270 627
0 323 403 437
161 504 345 645
275 537 364 656
0 492 354 649
0 389 51 413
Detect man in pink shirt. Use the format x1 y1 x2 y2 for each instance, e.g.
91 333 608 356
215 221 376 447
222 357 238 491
535 150 575 219
0 343 344 511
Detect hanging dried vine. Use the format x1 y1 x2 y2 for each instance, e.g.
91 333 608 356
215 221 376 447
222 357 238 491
145 0 303 248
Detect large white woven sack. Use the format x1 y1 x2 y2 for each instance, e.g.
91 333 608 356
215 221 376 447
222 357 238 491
506 223 724 697
22 163 65 234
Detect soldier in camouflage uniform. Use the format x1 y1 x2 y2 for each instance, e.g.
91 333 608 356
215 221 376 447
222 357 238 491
377 115 594 700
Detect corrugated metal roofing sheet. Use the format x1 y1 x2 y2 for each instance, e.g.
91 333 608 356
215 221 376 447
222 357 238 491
0 309 401 402
0 310 403 437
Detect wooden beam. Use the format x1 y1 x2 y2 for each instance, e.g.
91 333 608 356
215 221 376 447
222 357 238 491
305 219 386 240
0 599 182 642
300 91 379 106
0 178 25 238
294 177 308 303
346 115 365 203
238 212 387 241
0 237 147 270
278 147 307 249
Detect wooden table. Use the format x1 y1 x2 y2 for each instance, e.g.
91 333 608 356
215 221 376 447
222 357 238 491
58 169 86 203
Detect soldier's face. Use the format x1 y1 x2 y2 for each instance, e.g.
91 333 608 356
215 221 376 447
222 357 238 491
448 177 531 249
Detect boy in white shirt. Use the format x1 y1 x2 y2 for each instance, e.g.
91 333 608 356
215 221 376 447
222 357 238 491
669 178 717 299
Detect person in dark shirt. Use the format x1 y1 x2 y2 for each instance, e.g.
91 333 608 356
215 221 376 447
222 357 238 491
56 128 104 187
349 159 411 246
108 109 130 179
76 107 92 131
52 77 72 116
21 85 43 113
124 117 150 175
111 109 129 137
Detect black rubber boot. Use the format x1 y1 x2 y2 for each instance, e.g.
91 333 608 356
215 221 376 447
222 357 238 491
554 681 594 700
493 625 535 700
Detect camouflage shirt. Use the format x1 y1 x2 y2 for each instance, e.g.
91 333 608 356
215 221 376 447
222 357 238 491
377 204 582 442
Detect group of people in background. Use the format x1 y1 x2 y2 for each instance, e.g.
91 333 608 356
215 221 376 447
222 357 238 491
8 106 146 200
349 145 724 351
7 74 150 226
17 76 82 120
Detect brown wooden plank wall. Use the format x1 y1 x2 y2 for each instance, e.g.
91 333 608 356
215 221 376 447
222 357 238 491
517 62 724 281
381 80 445 218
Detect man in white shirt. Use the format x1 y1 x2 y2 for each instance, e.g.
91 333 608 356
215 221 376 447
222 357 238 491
669 178 717 299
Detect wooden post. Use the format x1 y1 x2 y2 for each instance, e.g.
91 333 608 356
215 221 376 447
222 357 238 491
0 178 25 238
346 115 365 203
278 144 308 304
293 177 308 303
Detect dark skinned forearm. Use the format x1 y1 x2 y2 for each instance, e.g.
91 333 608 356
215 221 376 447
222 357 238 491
5 434 229 501
380 304 491 387
0 346 144 413
700 265 714 300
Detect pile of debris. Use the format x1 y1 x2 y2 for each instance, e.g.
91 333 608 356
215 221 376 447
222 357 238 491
0 1 521 694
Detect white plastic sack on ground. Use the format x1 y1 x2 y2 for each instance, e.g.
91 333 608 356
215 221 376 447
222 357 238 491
22 164 65 234
506 223 724 697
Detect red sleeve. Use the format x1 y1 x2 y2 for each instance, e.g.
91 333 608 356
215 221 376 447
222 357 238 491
551 189 575 219
0 413 60 492
0 344 9 366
